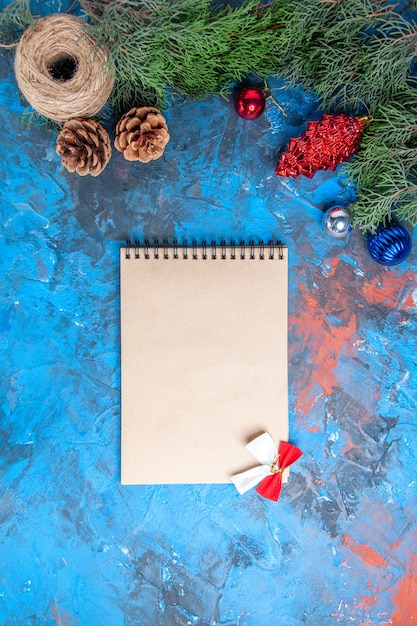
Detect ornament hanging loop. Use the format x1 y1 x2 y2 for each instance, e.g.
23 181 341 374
263 81 287 117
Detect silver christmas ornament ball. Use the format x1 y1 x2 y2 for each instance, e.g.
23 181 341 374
322 206 353 238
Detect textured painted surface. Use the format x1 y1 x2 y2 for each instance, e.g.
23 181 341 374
1 5 417 625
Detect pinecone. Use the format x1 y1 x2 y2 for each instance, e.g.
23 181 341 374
56 118 112 176
114 107 170 163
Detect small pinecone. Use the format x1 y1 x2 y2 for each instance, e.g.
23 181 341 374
114 106 170 163
56 118 112 176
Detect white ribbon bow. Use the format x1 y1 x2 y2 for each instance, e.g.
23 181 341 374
231 432 287 495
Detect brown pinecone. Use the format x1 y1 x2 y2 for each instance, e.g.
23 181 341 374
56 118 112 176
114 106 170 163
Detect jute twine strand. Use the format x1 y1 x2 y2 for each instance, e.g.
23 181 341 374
14 14 114 122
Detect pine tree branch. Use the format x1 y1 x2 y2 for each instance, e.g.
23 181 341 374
341 85 417 230
84 0 287 114
0 0 36 45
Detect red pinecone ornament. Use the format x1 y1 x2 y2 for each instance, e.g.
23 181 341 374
275 113 366 179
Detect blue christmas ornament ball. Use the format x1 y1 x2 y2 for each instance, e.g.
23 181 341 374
367 223 412 266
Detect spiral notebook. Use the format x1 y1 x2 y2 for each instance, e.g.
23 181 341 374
120 240 288 485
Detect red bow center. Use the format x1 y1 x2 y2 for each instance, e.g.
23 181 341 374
270 454 281 474
257 441 303 501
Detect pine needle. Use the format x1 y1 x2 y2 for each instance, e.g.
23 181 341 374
272 0 417 115
0 0 35 45
343 88 417 231
82 0 286 113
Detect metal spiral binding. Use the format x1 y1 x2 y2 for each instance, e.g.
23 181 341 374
134 240 140 259
230 241 236 260
163 240 169 259
125 239 284 259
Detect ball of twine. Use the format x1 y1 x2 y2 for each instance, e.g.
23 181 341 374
14 14 114 122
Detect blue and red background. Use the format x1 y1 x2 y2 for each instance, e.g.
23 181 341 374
1 2 417 624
